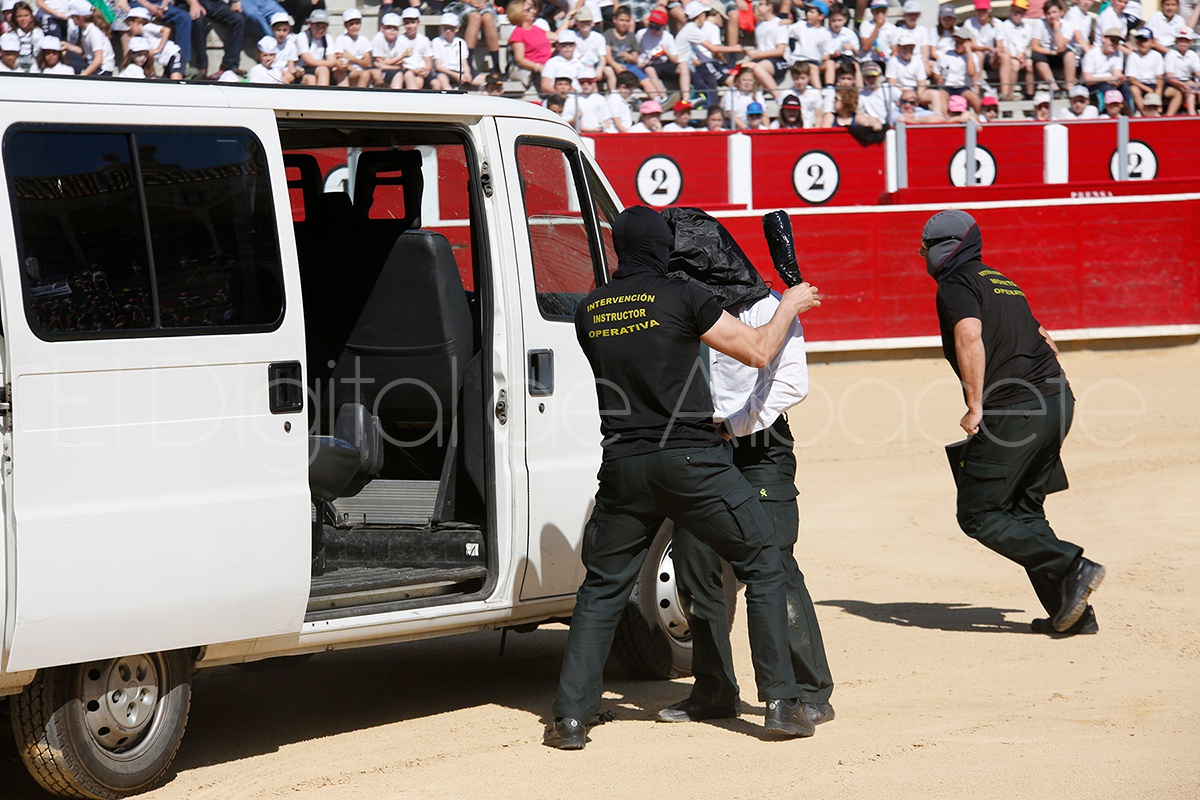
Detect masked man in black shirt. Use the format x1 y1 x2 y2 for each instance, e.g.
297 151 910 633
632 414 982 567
544 206 821 749
925 209 1105 639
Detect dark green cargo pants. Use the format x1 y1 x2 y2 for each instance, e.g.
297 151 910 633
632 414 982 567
674 416 834 706
956 390 1083 615
552 442 799 722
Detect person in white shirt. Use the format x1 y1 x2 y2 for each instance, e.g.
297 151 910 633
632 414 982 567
780 62 825 127
722 64 767 128
572 8 607 76
678 2 741 108
249 35 287 83
891 0 932 65
1031 0 1077 94
334 8 373 87
66 0 115 76
1164 26 1200 114
1063 0 1095 56
432 12 481 90
968 0 1001 77
936 27 980 111
887 32 948 114
1100 87 1126 116
119 35 153 78
1056 83 1101 116
998 0 1035 99
125 7 184 80
10 1 42 73
627 99 664 132
1093 0 1131 48
1147 0 1186 53
33 35 74 73
771 93 805 127
745 0 790 99
540 28 584 94
0 32 23 72
663 99 698 131
1125 26 1165 112
1081 27 1126 94
573 69 613 133
858 59 900 125
822 2 859 87
787 0 832 88
859 0 897 61
397 11 436 86
296 10 336 86
636 7 687 103
606 70 638 132
269 12 304 85
931 4 959 68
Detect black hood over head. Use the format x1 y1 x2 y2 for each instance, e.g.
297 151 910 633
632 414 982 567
923 209 983 281
661 206 769 310
612 205 674 278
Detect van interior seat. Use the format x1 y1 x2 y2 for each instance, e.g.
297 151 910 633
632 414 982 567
308 403 384 502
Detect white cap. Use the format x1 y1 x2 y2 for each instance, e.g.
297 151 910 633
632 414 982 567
896 30 916 46
1 0 17 10
902 0 921 13
556 29 578 44
0 32 18 52
38 35 62 51
257 35 279 53
440 11 460 26
1033 91 1051 105
269 11 291 26
1069 85 1089 98
127 36 150 51
576 67 596 79
69 0 93 16
218 70 241 82
342 8 362 21
685 1 707 18
381 12 402 25
400 7 420 19
126 6 151 20
1178 27 1198 40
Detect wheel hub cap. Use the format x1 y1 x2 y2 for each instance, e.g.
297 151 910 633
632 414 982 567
80 654 162 755
653 542 690 642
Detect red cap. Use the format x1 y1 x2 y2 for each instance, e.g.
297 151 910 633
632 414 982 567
973 0 990 8
673 99 693 113
981 95 998 106
648 8 669 24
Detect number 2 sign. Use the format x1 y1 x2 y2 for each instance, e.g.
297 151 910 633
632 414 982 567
635 156 684 207
792 151 840 205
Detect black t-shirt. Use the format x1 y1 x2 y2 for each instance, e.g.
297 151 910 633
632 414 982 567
936 261 1067 408
576 271 724 460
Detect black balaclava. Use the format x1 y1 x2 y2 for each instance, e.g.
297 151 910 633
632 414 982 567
660 206 769 311
612 205 673 279
923 209 983 281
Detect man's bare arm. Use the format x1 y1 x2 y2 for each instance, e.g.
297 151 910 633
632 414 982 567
701 282 820 367
1038 324 1059 355
954 316 985 434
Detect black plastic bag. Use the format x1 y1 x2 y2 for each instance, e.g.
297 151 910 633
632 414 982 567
660 206 769 311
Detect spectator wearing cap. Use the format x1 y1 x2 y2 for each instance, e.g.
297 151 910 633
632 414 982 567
190 0 248 79
663 98 697 130
370 12 406 88
572 8 607 75
743 0 789 100
607 68 639 131
931 3 958 69
268 12 303 83
786 0 831 89
433 12 483 89
33 34 73 72
64 1 115 76
573 68 614 132
8 1 40 72
935 26 981 112
1093 0 1131 51
1125 26 1165 112
1082 28 1127 101
296 9 335 85
1140 90 1164 113
858 58 900 125
1164 26 1199 114
744 100 769 128
126 0 195 75
635 6 685 104
248 34 287 82
507 0 553 88
483 70 505 94
1057 83 1100 117
391 9 435 89
331 8 373 87
1146 0 1185 54
1101 86 1126 115
778 63 822 126
967 0 1000 74
979 93 1000 120
889 0 932 60
540 27 584 92
944 93 980 121
771 93 804 127
444 0 500 74
1031 88 1053 118
722 63 766 128
860 0 897 62
997 0 1035 100
628 98 664 130
119 35 154 78
0 32 21 72
887 29 948 114
1031 0 1076 95
822 2 860 88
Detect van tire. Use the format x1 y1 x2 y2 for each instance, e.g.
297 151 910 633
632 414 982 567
11 651 192 800
612 523 737 680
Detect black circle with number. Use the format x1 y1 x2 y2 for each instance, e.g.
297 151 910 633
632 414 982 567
947 145 997 187
635 155 685 207
1107 140 1158 181
791 150 840 205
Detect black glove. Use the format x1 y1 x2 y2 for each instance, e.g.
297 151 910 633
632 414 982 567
762 210 802 287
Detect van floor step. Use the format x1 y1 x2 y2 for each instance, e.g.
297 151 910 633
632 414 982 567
309 565 487 598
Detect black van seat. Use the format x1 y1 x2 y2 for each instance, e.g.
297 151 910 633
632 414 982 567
329 230 473 425
308 403 383 501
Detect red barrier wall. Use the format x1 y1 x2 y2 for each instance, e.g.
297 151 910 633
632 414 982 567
903 122 1045 189
587 131 730 209
746 129 887 207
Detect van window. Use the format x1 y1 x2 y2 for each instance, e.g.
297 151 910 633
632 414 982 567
5 127 283 337
516 143 597 319
585 161 619 279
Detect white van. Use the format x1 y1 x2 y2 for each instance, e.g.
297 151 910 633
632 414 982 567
0 78 702 799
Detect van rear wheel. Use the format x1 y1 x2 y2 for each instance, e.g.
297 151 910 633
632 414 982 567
612 522 737 680
11 650 192 800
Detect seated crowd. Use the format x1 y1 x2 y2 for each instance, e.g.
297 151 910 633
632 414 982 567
2 0 1199 124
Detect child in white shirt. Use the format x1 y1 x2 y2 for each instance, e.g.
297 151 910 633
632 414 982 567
1164 26 1200 113
248 35 286 83
334 8 374 87
1125 27 1165 112
722 65 767 129
787 0 832 88
119 35 153 78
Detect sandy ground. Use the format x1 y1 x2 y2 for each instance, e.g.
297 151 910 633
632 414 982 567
2 341 1198 800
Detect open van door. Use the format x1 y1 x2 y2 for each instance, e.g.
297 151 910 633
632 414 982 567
0 103 311 672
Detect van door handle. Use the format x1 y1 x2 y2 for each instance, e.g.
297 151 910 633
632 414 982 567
528 349 553 397
267 361 304 414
